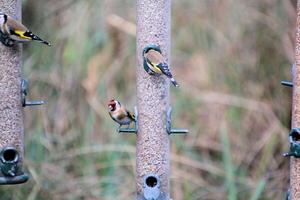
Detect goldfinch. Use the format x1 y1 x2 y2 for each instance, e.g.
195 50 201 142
0 13 50 46
108 99 135 128
143 44 179 87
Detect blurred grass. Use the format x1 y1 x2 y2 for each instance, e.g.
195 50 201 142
250 178 266 200
0 0 295 199
220 123 237 200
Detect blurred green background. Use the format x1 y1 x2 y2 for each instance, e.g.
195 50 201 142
0 0 296 199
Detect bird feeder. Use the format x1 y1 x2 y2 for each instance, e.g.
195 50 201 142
0 0 28 184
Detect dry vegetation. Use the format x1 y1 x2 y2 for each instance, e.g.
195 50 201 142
0 0 296 199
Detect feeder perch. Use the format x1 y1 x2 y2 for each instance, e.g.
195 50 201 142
281 81 293 88
21 79 45 107
166 107 188 135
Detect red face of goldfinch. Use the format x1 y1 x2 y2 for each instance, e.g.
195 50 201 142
108 99 117 111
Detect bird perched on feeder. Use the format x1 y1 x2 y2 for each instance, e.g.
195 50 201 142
143 44 179 87
0 12 50 47
108 99 135 128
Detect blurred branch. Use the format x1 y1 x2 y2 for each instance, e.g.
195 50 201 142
186 87 287 134
107 14 136 36
38 0 80 24
46 0 80 17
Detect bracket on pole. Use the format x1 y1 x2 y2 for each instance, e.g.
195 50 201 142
118 106 138 134
166 107 188 135
286 188 291 200
21 79 45 107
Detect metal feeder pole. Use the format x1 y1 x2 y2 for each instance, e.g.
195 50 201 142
0 0 28 184
136 0 171 199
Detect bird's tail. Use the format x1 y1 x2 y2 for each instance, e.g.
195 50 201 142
32 34 51 46
170 78 179 87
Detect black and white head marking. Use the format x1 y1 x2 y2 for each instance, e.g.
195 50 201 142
0 13 7 26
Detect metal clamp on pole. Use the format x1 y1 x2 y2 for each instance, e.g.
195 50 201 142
118 106 138 134
0 30 15 47
166 107 188 135
283 128 300 157
281 80 293 88
0 147 28 184
285 188 291 200
286 188 291 200
21 79 45 107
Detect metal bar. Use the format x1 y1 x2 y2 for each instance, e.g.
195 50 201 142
281 80 293 88
169 129 189 134
0 0 28 184
136 0 171 199
23 100 45 107
21 79 44 107
118 128 137 134
290 1 300 198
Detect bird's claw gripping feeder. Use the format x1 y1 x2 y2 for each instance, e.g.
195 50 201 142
0 30 15 47
283 128 300 158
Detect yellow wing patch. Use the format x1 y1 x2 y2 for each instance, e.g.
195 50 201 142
127 111 136 121
150 62 162 74
14 30 32 40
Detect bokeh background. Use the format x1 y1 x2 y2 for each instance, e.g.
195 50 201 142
0 0 296 199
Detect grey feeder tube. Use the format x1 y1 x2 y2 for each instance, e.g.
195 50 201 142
136 0 171 199
0 0 28 184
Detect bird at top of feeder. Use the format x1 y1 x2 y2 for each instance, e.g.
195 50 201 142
108 99 136 128
0 12 51 47
143 44 179 87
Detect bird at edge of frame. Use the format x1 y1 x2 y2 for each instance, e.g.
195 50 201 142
0 12 51 47
108 99 136 129
143 44 179 87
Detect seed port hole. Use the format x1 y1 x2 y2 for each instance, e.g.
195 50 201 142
2 149 18 162
145 176 158 187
